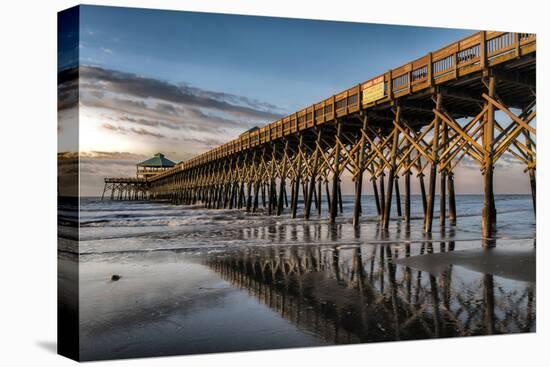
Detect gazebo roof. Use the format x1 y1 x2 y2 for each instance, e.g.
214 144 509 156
137 153 176 168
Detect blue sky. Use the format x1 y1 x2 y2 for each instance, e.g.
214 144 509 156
78 6 473 111
57 5 531 195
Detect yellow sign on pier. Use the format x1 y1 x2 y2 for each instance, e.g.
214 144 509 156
362 75 385 105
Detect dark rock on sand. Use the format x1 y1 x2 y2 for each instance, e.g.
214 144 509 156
111 274 121 281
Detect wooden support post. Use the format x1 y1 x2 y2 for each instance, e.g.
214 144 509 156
370 163 382 216
404 171 411 222
216 183 223 209
418 172 427 217
525 132 536 215
277 140 289 216
529 164 536 216
338 180 343 214
252 181 260 213
425 93 442 233
440 117 448 228
246 181 253 212
238 181 245 209
394 177 402 217
447 172 457 225
330 121 342 223
325 180 331 215
311 182 318 211
290 179 296 212
302 180 308 210
372 175 381 216
222 183 228 208
269 144 277 215
316 177 322 215
229 181 236 209
379 172 385 219
292 136 304 219
101 183 107 200
246 152 256 212
353 115 368 227
482 75 496 239
404 148 411 223
271 181 277 211
383 106 401 229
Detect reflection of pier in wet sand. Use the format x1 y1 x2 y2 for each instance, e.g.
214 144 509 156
205 240 535 343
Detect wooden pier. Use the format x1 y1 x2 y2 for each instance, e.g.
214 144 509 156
102 153 176 201
109 31 537 240
101 177 149 201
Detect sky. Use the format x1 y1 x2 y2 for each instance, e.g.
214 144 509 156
57 5 532 196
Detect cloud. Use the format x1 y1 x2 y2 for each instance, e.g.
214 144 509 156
115 116 181 130
77 65 285 121
63 65 289 153
68 65 289 187
100 123 166 139
81 151 148 160
58 67 79 111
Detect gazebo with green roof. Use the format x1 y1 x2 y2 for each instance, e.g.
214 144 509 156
136 153 176 179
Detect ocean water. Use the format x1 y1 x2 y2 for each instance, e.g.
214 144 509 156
58 195 536 360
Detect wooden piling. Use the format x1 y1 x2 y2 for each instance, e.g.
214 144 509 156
447 172 456 224
394 178 402 217
418 172 427 217
372 173 381 216
353 115 368 227
525 133 536 215
330 121 342 223
268 144 277 215
325 180 331 216
383 106 400 229
379 172 385 219
440 117 448 228
425 93 442 233
404 159 411 223
338 180 343 214
252 181 260 212
304 133 320 219
482 75 496 239
101 183 107 200
316 178 322 215
292 136 304 218
277 140 289 216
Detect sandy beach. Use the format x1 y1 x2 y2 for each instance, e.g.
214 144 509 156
57 195 535 360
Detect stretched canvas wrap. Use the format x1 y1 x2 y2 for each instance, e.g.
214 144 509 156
58 4 537 362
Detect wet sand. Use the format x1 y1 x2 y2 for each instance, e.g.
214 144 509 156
61 237 536 360
396 248 536 283
58 196 536 360
74 251 324 360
